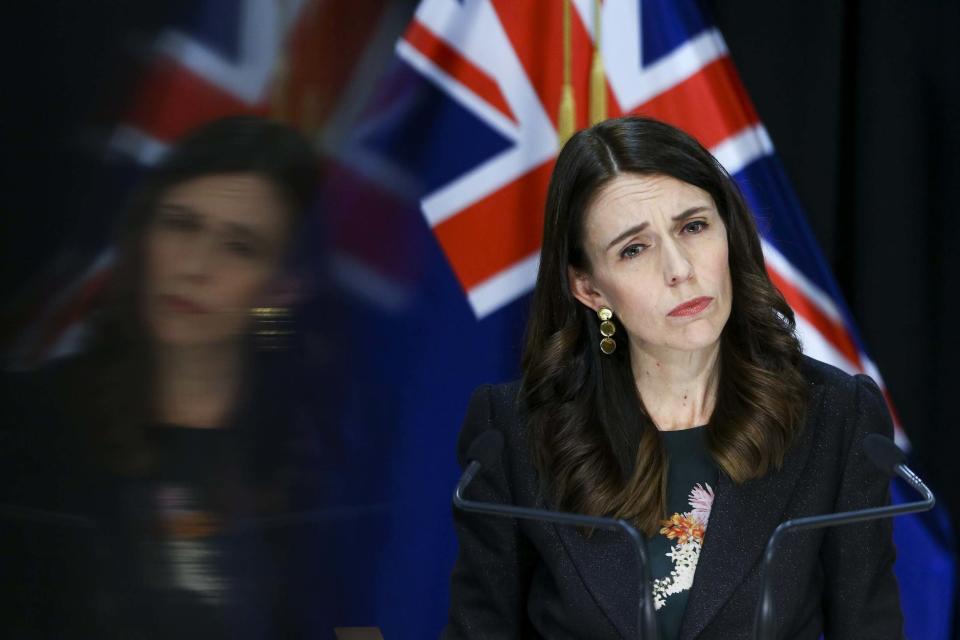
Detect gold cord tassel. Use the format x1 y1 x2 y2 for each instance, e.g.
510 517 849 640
271 54 289 122
557 0 576 146
300 86 320 134
588 0 607 125
271 0 293 123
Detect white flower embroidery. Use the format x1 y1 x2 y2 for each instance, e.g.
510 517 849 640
652 482 715 610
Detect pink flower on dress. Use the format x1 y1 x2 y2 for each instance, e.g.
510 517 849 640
688 483 715 526
659 513 705 545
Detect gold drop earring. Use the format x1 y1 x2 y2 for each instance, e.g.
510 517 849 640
598 307 616 355
251 306 293 350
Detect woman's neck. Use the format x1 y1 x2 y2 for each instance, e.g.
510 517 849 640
631 342 720 432
154 341 245 428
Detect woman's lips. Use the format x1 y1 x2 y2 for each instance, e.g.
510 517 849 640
161 294 209 314
667 296 714 317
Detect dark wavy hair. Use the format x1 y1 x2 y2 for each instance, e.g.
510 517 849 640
521 116 807 535
72 115 319 474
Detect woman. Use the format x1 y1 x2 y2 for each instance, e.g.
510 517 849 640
444 116 901 639
1 116 342 637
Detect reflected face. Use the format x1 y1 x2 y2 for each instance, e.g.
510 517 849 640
143 173 290 347
569 173 732 356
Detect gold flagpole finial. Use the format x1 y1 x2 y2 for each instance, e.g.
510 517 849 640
557 0 576 146
588 0 607 125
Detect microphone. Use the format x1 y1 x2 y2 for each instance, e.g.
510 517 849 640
0 503 98 529
453 430 660 640
456 429 505 501
861 434 933 502
752 434 935 640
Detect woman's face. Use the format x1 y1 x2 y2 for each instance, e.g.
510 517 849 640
143 173 291 348
569 173 732 358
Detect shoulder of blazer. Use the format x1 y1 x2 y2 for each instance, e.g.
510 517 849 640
456 380 538 501
485 380 529 460
799 353 884 409
799 353 861 391
456 380 525 458
796 354 890 466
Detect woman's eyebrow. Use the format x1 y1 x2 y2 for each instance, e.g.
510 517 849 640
223 222 263 241
672 205 711 222
604 206 711 250
606 222 649 250
156 203 197 216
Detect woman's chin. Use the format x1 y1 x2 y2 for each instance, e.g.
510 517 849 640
148 322 234 349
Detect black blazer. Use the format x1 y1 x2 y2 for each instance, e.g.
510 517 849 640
443 357 903 639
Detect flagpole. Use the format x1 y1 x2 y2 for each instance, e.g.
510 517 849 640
271 0 291 122
557 0 575 146
589 0 607 125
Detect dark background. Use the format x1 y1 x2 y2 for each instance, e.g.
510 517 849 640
709 0 960 555
2 0 958 633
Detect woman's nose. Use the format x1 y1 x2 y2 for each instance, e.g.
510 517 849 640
177 234 216 281
662 239 694 286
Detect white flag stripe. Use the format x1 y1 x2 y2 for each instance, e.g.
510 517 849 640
571 0 597 36
421 144 555 227
395 40 520 143
8 248 116 369
412 0 556 150
795 315 859 375
154 0 306 104
761 240 846 326
797 318 906 443
605 24 728 110
599 0 642 105
332 144 425 202
709 124 774 177
110 125 169 166
330 251 413 312
861 355 887 394
467 251 540 318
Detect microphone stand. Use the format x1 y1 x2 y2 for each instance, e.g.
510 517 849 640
753 471 934 640
455 460 660 640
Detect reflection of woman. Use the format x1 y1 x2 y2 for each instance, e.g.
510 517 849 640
84 115 318 472
2 116 325 637
445 117 901 639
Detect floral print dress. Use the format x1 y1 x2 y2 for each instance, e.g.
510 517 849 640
647 425 718 640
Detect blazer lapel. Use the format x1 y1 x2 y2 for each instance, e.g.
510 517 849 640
555 522 640 640
676 409 821 640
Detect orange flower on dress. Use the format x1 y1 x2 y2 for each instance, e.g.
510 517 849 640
659 513 705 545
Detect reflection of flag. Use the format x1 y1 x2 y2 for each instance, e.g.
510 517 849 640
8 0 399 367
359 0 952 637
110 0 392 162
5 0 411 633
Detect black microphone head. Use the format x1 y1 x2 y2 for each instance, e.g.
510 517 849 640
862 433 905 476
466 429 505 469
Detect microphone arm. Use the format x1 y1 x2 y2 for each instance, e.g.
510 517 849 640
454 461 660 640
893 463 934 505
752 460 935 640
0 503 98 529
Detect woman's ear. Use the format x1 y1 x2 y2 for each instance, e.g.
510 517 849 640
567 266 607 312
259 274 302 308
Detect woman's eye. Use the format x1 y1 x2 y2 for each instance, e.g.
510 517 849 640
158 214 199 232
683 220 708 234
620 243 647 259
226 240 257 258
